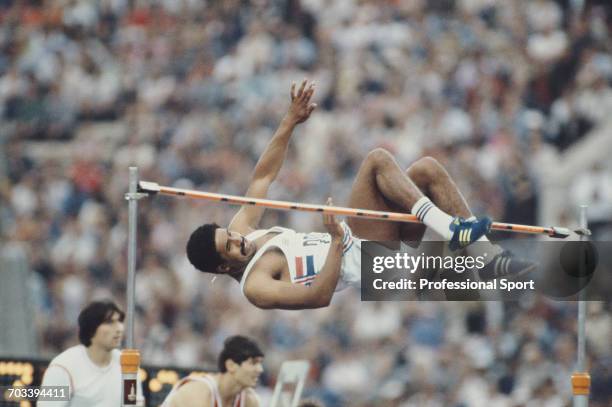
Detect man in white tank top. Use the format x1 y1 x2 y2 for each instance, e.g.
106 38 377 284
162 335 263 407
39 301 144 406
186 80 532 309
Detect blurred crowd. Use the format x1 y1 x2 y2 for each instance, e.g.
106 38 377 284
1 0 611 405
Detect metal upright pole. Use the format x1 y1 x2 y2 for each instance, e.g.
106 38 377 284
122 167 144 406
572 205 590 407
126 167 139 347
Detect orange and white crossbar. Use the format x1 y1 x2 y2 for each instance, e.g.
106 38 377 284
138 181 572 238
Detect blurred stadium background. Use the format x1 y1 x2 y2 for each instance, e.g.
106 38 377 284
0 0 611 406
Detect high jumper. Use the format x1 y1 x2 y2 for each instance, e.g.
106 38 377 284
170 79 540 310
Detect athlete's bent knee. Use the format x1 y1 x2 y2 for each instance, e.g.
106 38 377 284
408 156 444 182
417 156 441 170
366 148 394 167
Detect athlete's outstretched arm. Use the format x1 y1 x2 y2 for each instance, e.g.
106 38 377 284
243 200 344 310
229 80 316 234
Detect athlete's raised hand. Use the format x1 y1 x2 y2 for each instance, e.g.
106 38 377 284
323 197 344 240
286 79 317 125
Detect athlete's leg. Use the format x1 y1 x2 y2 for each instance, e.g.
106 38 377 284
399 156 473 241
400 156 473 242
346 148 490 247
405 156 534 279
404 155 489 246
406 156 471 218
346 148 424 241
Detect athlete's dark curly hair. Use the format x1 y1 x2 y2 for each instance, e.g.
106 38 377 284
186 223 225 273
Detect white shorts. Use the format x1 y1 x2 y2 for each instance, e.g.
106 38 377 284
338 221 361 290
337 222 444 291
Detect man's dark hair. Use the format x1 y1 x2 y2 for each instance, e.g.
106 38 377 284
78 301 125 346
218 335 264 372
186 223 225 273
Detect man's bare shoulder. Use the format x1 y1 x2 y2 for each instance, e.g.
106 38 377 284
243 388 261 407
170 380 211 407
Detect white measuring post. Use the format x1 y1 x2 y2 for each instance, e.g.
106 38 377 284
122 167 148 406
572 205 590 407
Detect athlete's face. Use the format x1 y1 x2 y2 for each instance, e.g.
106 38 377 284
231 357 264 388
90 312 124 351
214 228 257 268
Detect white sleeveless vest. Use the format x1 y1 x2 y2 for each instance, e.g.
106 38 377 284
240 225 354 295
